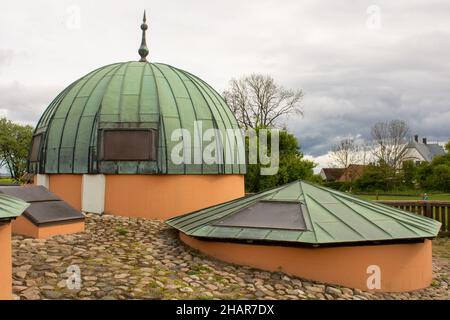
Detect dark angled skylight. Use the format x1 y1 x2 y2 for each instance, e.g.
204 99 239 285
214 201 307 231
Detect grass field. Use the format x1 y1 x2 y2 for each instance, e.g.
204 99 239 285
0 178 14 184
357 193 450 201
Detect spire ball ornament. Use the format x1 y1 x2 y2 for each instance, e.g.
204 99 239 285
138 11 149 62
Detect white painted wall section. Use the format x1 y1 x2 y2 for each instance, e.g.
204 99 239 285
35 174 49 188
82 174 105 214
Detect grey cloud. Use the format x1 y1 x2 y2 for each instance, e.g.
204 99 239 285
0 82 63 124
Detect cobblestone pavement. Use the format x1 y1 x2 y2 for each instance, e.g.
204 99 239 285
11 214 450 300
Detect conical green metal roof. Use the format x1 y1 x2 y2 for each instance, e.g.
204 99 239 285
29 61 245 175
166 180 441 246
0 194 29 221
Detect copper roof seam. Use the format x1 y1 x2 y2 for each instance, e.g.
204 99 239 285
134 63 148 174
0 194 29 219
306 194 366 240
169 65 204 174
55 70 100 173
318 182 439 229
299 203 314 232
117 61 132 123
312 222 336 240
37 63 115 129
269 180 298 200
193 72 244 174
301 191 319 243
347 199 439 233
38 84 75 129
395 220 423 237
151 64 186 174
159 115 168 173
71 65 121 173
180 70 227 174
147 63 166 173
88 64 126 174
51 62 121 128
137 63 147 124
37 82 80 173
329 193 394 238
317 181 435 225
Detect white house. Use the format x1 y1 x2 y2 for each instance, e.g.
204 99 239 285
402 135 446 165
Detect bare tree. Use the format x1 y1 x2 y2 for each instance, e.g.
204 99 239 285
330 138 360 168
370 120 410 168
223 74 303 129
359 140 372 165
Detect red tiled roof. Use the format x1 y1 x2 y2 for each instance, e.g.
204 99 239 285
338 164 367 182
321 168 345 181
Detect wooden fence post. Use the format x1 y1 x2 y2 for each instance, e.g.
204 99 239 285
425 201 432 218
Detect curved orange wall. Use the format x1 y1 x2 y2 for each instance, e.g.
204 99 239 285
48 174 82 210
0 223 12 300
180 233 433 293
105 175 245 219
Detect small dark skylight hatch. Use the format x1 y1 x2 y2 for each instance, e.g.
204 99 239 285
215 201 307 231
0 186 84 226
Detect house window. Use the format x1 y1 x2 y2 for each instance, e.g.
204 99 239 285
101 129 157 161
29 135 42 162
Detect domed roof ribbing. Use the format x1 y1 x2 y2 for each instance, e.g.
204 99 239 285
29 13 245 175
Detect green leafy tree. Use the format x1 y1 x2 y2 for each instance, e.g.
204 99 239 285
445 140 450 152
401 160 417 188
417 153 450 191
354 164 387 191
354 163 398 191
0 118 34 181
428 164 450 191
245 129 315 192
416 162 433 190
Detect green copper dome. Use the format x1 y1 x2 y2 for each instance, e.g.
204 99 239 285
29 61 245 175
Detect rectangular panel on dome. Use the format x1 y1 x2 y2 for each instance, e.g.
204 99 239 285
214 201 307 231
101 129 157 161
29 134 42 162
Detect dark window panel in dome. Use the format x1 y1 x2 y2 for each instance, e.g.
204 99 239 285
101 129 157 161
29 134 43 162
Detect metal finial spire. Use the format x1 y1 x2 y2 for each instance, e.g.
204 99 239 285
138 11 149 62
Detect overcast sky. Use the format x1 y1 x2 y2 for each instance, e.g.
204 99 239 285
1 0 449 169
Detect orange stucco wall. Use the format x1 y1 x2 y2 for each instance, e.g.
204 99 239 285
0 223 12 300
181 233 433 293
105 175 245 219
12 215 85 239
48 174 82 211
